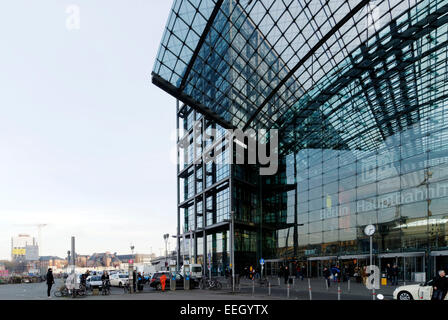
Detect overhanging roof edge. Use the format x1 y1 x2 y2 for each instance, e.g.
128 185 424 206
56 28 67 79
152 72 236 130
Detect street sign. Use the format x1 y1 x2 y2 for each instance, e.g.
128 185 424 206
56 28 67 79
259 258 265 265
128 259 134 264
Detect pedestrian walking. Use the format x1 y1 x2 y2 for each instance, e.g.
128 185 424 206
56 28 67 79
432 270 448 300
160 273 167 292
331 265 340 283
323 267 331 288
343 265 349 282
46 268 55 298
278 265 284 279
297 265 304 281
362 266 368 285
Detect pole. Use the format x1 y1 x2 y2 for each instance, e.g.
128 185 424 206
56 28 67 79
287 282 290 298
348 278 350 292
268 281 271 296
370 235 375 300
308 277 312 300
337 282 341 301
231 211 235 293
71 236 76 289
252 278 255 296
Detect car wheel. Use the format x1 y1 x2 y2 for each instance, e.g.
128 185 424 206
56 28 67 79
156 283 162 291
118 282 122 288
397 291 413 300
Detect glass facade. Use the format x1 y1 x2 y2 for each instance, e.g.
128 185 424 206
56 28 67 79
154 0 448 281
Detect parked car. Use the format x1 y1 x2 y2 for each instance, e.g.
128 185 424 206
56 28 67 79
86 275 103 290
180 264 203 279
393 279 448 300
110 273 129 287
149 272 199 290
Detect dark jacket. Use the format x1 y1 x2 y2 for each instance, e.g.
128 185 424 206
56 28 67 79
323 269 331 279
433 275 448 292
391 267 399 276
46 271 54 285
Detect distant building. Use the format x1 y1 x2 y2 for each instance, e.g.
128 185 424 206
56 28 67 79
39 256 66 271
76 255 89 267
87 252 121 268
11 234 38 262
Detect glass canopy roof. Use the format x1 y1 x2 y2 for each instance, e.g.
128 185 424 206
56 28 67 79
152 0 448 154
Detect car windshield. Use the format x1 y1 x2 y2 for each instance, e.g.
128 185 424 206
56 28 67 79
119 275 128 278
192 267 202 272
91 276 101 281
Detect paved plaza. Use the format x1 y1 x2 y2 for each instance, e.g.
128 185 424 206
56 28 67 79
0 277 408 300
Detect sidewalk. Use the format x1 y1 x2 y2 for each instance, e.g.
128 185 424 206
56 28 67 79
223 276 418 300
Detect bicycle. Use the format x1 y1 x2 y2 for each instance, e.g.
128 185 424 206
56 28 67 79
122 281 130 294
258 277 269 287
200 278 222 290
54 285 69 297
102 280 111 296
72 284 87 298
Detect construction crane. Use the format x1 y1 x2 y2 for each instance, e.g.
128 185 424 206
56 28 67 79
13 223 48 256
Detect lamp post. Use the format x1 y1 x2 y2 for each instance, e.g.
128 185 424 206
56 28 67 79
364 224 376 300
163 234 169 271
172 235 180 272
230 211 235 292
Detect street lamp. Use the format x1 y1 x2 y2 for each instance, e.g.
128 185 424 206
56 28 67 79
230 211 235 292
172 235 180 272
364 224 376 300
163 234 169 271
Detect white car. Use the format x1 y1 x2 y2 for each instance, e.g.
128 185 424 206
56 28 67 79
393 279 448 300
110 273 129 287
86 275 103 289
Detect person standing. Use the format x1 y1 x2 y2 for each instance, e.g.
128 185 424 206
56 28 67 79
391 264 399 286
432 270 448 300
46 268 55 298
323 267 331 288
385 264 392 285
132 269 137 292
137 272 143 292
284 266 289 285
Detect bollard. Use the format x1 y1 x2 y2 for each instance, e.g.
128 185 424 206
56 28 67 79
268 282 271 296
292 277 295 288
278 277 280 286
348 278 350 292
287 283 290 298
252 279 255 296
308 278 312 300
337 283 341 301
325 278 328 290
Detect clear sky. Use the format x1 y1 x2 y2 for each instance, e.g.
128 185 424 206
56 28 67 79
0 1 178 259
